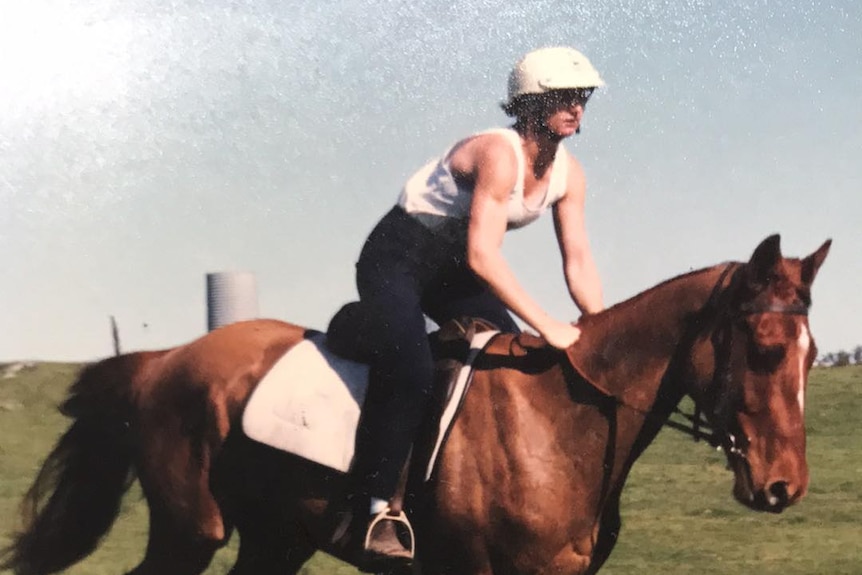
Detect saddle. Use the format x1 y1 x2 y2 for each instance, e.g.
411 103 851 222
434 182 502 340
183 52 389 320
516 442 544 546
326 301 500 425
239 304 502 570
322 303 500 569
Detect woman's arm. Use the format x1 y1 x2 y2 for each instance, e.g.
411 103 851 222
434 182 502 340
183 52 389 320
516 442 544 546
457 135 581 348
552 155 604 315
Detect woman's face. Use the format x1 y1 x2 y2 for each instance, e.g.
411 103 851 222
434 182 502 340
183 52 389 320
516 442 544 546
539 89 593 138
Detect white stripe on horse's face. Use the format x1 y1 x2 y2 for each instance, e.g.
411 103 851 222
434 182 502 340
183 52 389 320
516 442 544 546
797 324 811 413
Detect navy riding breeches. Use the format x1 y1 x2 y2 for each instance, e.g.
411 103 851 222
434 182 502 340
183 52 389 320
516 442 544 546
352 206 519 499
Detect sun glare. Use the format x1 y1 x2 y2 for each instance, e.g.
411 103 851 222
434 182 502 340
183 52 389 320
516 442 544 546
0 2 133 114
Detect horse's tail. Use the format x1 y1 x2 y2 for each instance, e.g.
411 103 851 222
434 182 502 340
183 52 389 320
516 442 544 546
0 352 161 575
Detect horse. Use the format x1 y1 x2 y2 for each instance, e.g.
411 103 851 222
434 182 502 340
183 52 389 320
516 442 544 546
0 234 830 575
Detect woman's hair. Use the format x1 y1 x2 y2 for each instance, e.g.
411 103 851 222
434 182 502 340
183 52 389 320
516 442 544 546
500 94 547 119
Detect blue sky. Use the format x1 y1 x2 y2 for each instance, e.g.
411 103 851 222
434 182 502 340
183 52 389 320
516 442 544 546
1 0 859 361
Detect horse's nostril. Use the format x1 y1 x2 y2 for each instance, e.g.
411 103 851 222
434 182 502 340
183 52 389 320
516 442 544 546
767 481 790 507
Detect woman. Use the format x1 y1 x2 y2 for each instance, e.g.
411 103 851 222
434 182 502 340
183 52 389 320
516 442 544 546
342 46 606 565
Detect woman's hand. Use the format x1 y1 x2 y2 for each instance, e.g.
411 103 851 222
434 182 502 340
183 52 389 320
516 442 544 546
540 320 581 349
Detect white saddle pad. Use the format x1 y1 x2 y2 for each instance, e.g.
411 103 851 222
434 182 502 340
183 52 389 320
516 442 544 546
242 330 498 479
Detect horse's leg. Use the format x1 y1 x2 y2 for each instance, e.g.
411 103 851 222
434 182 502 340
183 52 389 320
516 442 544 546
228 524 315 575
583 490 623 575
124 506 222 575
128 394 230 574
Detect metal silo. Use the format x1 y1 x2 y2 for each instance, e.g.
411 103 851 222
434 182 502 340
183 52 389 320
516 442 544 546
206 271 259 331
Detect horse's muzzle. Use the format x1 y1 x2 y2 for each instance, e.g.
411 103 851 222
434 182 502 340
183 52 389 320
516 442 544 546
731 455 805 513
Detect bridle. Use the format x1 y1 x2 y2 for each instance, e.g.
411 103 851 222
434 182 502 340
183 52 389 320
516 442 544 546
557 261 811 539
672 267 811 461
564 263 811 457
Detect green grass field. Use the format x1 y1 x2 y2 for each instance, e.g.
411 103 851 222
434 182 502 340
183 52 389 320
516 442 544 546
1 362 860 574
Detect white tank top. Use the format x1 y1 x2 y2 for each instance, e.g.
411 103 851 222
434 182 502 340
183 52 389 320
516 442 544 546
397 128 569 232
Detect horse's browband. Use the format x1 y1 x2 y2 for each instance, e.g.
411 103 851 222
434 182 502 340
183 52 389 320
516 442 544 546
738 302 809 316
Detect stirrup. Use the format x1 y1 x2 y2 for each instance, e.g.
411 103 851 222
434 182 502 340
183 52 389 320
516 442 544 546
364 507 416 559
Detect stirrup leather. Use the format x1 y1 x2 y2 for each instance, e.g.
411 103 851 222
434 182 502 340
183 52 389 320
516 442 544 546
364 507 416 558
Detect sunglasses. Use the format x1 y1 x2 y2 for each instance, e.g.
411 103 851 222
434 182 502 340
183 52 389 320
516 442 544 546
546 88 595 108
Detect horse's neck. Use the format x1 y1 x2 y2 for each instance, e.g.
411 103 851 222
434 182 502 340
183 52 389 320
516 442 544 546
571 264 732 405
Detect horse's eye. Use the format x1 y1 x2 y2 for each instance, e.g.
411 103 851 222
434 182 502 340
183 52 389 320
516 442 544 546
747 344 786 373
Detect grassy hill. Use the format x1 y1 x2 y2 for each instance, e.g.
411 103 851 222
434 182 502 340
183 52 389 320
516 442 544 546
1 362 860 574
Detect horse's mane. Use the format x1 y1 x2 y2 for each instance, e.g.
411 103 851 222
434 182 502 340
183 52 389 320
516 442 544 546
594 261 738 320
570 261 744 380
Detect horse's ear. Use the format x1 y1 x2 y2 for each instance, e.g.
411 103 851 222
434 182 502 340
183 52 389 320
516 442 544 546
801 239 832 285
747 234 783 284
